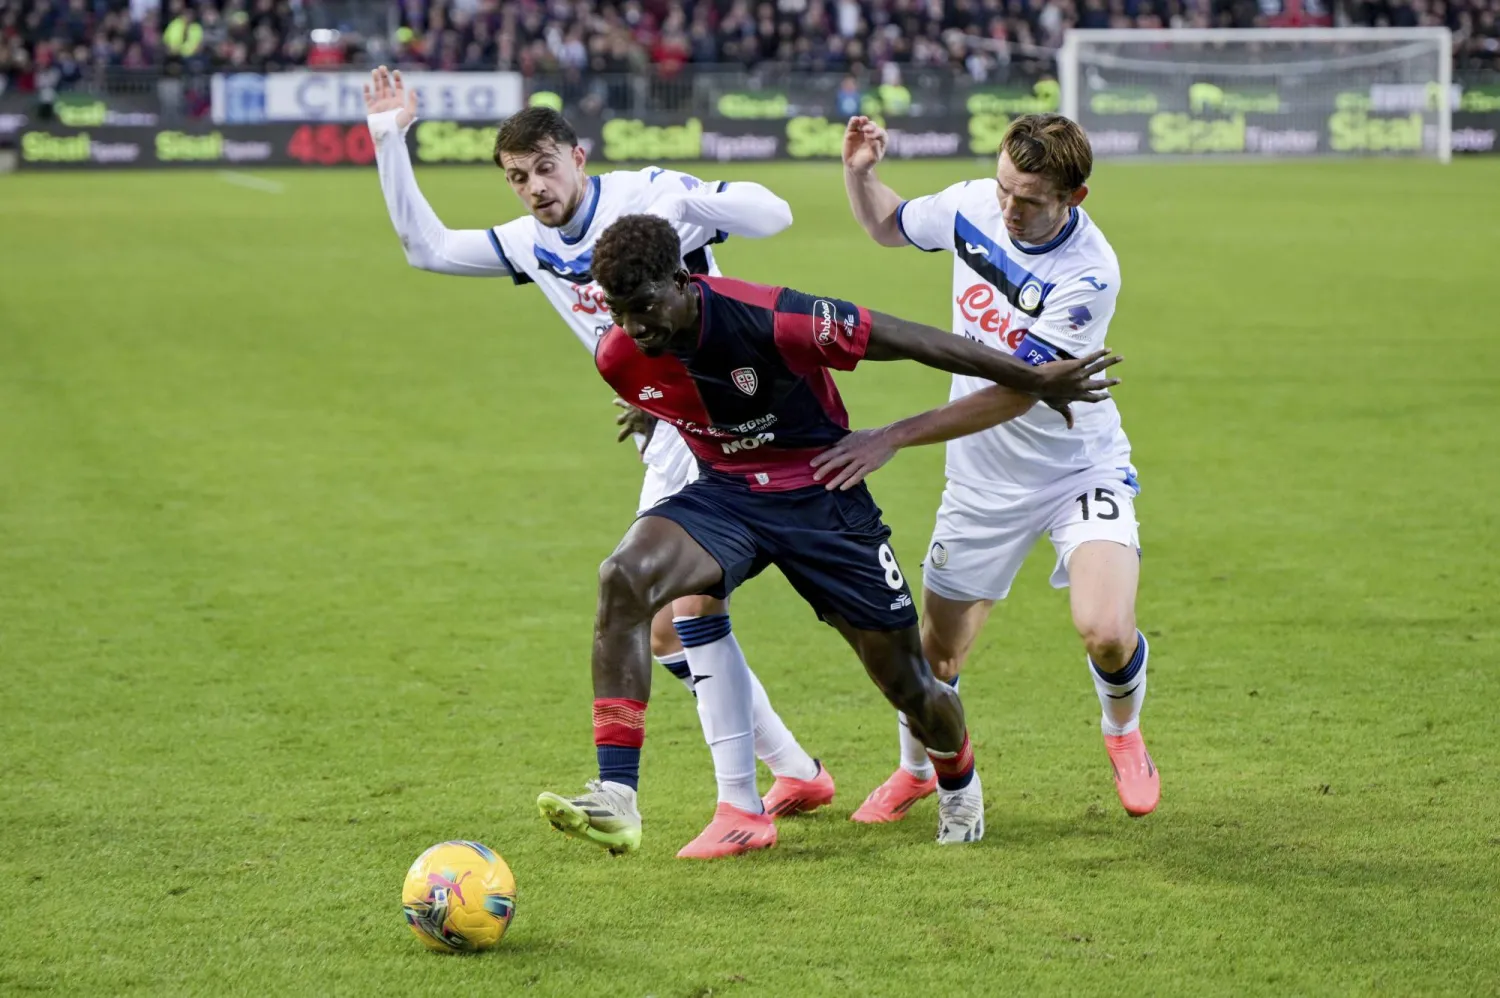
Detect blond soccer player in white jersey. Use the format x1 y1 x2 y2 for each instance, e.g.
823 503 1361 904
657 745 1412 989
818 113 1159 822
362 68 835 855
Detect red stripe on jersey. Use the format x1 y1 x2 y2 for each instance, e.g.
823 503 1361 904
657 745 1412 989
595 325 713 428
674 438 831 491
693 274 781 310
771 293 873 374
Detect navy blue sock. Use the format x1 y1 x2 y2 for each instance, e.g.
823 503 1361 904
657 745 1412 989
656 651 694 692
1090 631 1146 686
596 746 641 791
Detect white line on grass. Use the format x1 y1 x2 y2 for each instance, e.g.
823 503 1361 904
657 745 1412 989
218 171 285 193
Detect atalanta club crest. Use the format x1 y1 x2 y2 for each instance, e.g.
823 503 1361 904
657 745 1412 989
732 367 758 395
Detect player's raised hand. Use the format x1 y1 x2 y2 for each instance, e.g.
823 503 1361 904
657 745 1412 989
613 397 656 447
810 428 898 491
363 66 417 129
842 116 888 174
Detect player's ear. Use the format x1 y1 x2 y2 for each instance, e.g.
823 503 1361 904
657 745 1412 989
1068 184 1089 209
673 269 691 291
572 143 587 173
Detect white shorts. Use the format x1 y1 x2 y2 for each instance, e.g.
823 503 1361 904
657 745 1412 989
921 465 1140 602
636 423 700 515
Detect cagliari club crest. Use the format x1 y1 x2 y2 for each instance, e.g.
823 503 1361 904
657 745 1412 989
732 367 758 395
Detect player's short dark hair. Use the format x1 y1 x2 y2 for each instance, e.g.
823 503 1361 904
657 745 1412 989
1002 113 1093 193
593 214 682 301
492 107 578 166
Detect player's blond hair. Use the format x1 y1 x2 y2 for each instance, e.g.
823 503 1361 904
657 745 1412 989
1001 114 1093 194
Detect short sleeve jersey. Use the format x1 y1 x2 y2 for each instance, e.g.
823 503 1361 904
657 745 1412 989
595 276 872 491
897 181 1132 496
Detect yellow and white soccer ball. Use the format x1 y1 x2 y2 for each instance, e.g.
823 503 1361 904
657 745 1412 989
401 840 517 953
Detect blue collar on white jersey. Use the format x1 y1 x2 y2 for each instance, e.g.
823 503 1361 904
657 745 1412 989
1011 206 1080 255
559 175 602 245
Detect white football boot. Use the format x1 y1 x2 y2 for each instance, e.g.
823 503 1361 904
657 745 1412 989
935 772 985 844
537 780 643 855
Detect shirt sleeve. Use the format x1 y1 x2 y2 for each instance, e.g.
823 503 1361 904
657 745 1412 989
370 109 514 278
652 180 793 245
894 180 969 254
1019 270 1121 361
641 166 724 253
488 217 536 287
770 289 872 373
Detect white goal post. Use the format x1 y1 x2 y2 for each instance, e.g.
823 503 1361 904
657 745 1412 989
1058 27 1454 162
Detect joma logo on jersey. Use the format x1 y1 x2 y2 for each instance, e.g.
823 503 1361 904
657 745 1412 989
722 432 774 454
956 284 1027 350
814 299 836 345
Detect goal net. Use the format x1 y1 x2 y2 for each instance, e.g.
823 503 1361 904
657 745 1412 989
1058 28 1453 162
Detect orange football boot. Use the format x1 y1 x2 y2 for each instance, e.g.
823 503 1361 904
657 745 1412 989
676 803 778 859
1105 730 1160 817
849 768 938 824
762 760 836 818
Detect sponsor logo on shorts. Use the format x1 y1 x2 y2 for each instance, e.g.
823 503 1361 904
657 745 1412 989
638 386 664 401
814 299 836 346
929 541 948 568
890 592 914 610
731 367 758 395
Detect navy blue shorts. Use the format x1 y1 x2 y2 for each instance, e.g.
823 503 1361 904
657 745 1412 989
640 470 918 632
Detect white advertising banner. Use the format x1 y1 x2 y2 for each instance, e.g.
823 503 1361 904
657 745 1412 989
213 71 523 124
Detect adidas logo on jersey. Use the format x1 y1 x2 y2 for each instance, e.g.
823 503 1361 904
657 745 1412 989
638 386 664 401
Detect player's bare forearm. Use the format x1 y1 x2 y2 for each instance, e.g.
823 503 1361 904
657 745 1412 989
864 310 1045 392
843 168 906 248
863 310 1123 406
809 387 1035 490
888 387 1037 447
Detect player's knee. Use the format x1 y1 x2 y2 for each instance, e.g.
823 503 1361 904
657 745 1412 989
1078 615 1137 671
598 552 655 621
890 670 946 724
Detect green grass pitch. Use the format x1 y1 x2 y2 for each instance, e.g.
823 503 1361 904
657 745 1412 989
1 156 1498 996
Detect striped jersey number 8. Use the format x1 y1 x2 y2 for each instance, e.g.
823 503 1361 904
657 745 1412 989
877 543 904 590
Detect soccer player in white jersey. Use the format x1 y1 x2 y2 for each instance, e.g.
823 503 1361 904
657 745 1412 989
362 68 835 856
817 112 1159 825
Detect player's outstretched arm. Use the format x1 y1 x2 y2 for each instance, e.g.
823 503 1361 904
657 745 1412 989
811 386 1035 490
863 310 1121 407
651 181 792 240
365 67 512 278
842 116 905 248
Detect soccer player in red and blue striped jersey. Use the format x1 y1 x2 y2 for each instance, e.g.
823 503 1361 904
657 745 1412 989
537 214 1120 855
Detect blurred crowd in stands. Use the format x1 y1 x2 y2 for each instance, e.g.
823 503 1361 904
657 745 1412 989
1 0 1496 97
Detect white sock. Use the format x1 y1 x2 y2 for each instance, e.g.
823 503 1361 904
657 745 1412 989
897 713 935 778
898 676 956 778
1090 631 1147 736
654 651 695 694
675 616 762 813
747 668 818 780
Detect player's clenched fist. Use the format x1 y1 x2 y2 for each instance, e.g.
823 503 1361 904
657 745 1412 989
363 65 417 130
842 116 888 174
